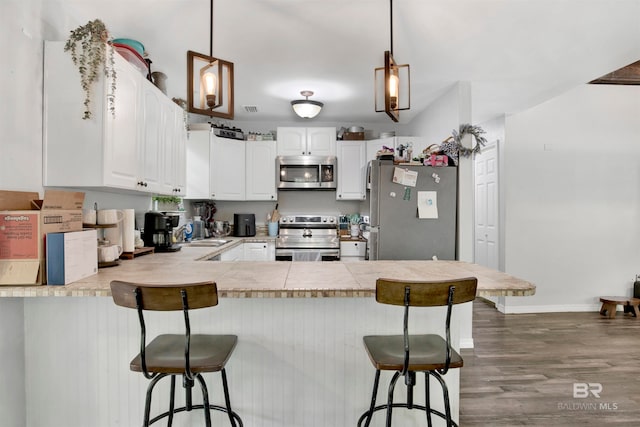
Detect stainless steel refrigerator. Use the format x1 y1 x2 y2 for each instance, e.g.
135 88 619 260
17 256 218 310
369 160 457 260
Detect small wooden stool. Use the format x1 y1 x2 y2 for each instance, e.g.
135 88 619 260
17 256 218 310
599 296 640 319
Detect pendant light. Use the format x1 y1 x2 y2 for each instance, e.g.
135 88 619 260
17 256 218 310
291 90 324 119
374 0 410 122
187 0 234 119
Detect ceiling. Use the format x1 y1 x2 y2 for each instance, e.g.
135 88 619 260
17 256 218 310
57 0 640 125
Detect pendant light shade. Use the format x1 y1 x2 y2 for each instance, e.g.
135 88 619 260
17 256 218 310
291 90 324 119
186 0 234 119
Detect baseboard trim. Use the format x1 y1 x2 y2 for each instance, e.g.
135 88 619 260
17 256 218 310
499 304 600 314
460 338 474 349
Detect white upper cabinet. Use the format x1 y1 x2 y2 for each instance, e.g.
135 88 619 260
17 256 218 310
139 84 164 193
185 129 211 199
191 133 276 201
43 41 185 196
246 141 277 200
210 136 246 200
336 140 366 200
276 127 336 156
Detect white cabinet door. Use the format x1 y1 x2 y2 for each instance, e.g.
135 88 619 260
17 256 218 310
307 127 336 156
102 54 141 190
185 129 211 199
340 240 366 261
160 102 187 196
138 84 164 193
210 136 245 200
172 107 187 195
276 127 307 155
276 127 336 156
246 141 277 201
337 140 366 200
243 242 275 261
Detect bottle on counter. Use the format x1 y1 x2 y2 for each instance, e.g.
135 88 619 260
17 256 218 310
184 219 193 242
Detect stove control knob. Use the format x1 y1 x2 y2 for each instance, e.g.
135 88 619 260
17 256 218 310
322 217 327 222
329 217 335 223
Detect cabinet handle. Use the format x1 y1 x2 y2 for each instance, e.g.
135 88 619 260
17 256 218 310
338 194 342 198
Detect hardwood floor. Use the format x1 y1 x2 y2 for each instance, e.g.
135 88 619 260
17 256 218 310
460 298 640 425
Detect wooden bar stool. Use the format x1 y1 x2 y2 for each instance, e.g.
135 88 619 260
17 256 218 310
599 296 640 319
357 277 478 427
110 280 243 427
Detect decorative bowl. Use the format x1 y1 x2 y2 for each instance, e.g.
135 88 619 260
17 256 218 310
112 38 145 56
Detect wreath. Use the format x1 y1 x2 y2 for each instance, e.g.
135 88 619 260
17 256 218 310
440 124 487 165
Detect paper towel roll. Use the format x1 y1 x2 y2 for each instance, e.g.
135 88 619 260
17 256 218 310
122 209 135 253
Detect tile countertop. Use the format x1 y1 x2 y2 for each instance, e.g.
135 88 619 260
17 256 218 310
0 235 536 298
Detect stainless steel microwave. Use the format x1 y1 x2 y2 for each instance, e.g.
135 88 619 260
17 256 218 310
276 156 337 189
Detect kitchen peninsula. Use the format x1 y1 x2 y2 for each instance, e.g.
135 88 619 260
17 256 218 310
1 247 534 427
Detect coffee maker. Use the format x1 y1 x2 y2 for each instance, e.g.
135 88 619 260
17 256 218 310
143 211 181 252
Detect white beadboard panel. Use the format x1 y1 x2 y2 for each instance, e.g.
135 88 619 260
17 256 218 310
24 297 465 427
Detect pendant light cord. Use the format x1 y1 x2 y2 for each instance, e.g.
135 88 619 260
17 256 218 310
209 0 213 57
389 0 393 55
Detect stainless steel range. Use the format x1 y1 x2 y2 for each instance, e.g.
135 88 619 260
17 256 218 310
275 214 340 261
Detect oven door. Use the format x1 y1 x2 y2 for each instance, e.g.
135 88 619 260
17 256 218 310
275 248 340 261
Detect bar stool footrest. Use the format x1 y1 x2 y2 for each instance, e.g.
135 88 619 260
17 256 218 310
357 403 458 427
148 404 243 426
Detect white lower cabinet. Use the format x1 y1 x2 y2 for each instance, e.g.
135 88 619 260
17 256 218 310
243 242 276 261
217 242 275 261
43 41 185 195
340 240 366 261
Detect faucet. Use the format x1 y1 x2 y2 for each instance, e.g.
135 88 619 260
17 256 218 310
173 225 186 242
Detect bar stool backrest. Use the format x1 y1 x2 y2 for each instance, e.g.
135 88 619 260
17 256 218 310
111 281 218 311
376 277 477 307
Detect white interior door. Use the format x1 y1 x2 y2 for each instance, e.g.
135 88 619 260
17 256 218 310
474 140 499 270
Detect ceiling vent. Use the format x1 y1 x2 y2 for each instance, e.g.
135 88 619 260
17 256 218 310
243 105 259 113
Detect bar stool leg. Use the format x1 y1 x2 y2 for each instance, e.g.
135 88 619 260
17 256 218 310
359 369 381 427
195 374 212 427
424 372 433 427
143 373 168 427
429 371 455 427
167 375 176 426
386 371 401 427
221 369 239 427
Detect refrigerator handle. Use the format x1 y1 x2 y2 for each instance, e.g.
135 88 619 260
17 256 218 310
368 226 379 260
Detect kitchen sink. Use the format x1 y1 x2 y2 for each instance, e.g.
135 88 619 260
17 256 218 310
183 239 231 247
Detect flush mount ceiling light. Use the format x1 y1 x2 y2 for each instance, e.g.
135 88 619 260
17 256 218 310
375 0 410 122
187 0 234 119
291 90 324 119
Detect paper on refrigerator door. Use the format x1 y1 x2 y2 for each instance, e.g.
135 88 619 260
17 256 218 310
392 167 418 187
418 191 438 219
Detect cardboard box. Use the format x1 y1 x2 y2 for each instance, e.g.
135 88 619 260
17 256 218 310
0 190 85 285
46 229 97 285
343 131 365 140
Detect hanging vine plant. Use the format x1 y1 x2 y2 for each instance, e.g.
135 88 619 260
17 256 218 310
440 124 487 165
64 19 116 120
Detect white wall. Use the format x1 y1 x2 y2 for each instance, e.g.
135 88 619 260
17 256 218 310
503 84 640 312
